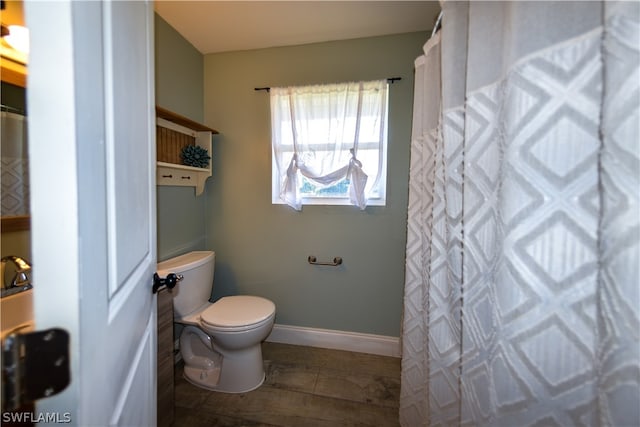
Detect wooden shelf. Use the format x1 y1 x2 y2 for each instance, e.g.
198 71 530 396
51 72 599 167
1 58 27 88
157 162 211 196
156 106 218 134
155 107 216 196
1 215 30 232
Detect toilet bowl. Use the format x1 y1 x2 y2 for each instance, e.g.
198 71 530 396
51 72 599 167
158 251 276 393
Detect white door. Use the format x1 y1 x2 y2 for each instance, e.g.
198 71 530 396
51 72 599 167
25 1 157 425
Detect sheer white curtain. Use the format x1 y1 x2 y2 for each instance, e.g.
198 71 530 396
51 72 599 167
271 80 388 210
401 1 640 426
1 111 29 216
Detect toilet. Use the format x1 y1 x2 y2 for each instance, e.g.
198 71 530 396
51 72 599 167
157 251 275 393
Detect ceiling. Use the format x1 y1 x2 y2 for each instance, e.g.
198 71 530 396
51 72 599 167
154 1 441 54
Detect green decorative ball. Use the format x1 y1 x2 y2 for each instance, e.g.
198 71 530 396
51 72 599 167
181 145 211 168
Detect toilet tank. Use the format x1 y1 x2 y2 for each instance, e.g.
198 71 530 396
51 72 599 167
157 251 215 318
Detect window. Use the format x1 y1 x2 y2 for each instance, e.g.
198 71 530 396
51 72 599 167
271 80 388 210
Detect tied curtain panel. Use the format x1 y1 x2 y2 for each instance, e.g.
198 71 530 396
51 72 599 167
401 1 639 426
271 80 388 210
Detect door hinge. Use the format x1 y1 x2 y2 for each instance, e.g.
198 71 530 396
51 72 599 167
2 328 71 412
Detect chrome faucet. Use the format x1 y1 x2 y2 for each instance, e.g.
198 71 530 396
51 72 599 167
1 256 32 297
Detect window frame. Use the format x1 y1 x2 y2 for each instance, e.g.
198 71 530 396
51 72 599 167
270 81 389 208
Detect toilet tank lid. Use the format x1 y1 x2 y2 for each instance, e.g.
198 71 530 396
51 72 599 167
157 251 214 276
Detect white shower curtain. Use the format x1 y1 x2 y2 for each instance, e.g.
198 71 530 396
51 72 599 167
1 111 29 216
401 1 639 426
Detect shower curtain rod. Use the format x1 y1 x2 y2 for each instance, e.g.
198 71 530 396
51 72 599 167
431 10 443 38
254 77 402 92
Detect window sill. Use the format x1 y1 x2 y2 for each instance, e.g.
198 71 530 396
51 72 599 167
272 197 386 207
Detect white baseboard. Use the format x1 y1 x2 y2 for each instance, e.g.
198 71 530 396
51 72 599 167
266 323 401 358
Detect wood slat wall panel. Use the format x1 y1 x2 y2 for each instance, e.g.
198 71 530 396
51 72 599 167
157 288 175 427
156 126 195 164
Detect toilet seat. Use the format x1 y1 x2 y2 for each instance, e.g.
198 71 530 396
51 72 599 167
200 296 275 332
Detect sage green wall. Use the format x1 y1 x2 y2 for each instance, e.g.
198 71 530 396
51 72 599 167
203 32 427 337
154 14 207 261
155 14 203 123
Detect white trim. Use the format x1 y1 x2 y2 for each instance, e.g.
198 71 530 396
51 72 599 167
266 324 401 358
272 196 386 207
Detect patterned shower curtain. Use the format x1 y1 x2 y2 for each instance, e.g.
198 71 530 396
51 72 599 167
400 1 639 426
1 111 29 216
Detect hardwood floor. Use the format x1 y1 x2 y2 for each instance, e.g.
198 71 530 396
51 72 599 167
172 342 401 427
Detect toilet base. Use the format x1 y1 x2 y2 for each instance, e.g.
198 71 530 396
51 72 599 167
177 316 274 393
183 366 265 394
183 365 221 390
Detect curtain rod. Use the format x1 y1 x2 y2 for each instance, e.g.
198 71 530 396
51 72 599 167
431 10 443 38
254 77 402 92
